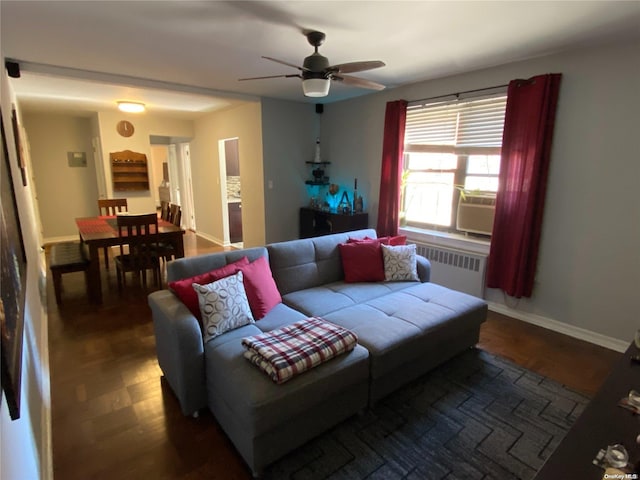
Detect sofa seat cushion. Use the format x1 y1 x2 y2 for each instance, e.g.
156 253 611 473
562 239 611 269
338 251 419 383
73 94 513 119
204 325 369 436
282 280 421 317
323 282 487 379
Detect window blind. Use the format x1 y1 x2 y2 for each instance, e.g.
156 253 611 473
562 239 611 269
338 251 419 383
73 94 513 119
405 95 507 151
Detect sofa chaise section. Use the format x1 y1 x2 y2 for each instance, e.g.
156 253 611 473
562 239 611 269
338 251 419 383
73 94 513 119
205 321 369 475
323 282 487 402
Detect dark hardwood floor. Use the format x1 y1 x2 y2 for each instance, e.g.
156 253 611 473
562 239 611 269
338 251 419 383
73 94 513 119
47 232 622 479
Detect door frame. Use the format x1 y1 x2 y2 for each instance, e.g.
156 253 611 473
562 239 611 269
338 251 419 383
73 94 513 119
178 142 195 231
218 139 230 245
218 136 243 246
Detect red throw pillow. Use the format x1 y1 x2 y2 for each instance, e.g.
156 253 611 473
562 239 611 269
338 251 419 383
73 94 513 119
347 235 407 246
240 256 282 320
338 241 385 282
378 235 407 246
168 256 250 319
346 236 375 244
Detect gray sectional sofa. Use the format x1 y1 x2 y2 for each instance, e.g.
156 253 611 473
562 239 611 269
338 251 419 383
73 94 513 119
148 228 487 476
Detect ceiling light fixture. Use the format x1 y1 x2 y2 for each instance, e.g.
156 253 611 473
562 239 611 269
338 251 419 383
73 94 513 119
117 101 145 113
302 78 330 98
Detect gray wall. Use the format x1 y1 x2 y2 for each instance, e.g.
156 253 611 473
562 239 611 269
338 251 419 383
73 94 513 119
317 39 640 343
261 98 317 243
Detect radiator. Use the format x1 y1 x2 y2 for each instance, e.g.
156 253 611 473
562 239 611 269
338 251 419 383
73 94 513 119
413 243 488 298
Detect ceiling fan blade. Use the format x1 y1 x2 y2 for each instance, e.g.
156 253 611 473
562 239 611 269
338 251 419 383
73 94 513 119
332 74 386 91
239 74 301 81
328 60 385 74
262 56 309 72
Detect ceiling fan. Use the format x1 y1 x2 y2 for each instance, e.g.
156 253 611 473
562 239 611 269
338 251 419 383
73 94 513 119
239 30 386 97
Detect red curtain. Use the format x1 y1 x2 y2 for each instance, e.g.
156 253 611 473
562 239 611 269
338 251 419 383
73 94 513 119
376 100 408 237
487 74 562 298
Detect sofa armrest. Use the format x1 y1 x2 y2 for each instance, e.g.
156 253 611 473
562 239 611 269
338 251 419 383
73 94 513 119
148 290 207 416
416 255 431 282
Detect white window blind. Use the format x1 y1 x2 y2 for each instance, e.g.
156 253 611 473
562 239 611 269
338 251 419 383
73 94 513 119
405 95 507 153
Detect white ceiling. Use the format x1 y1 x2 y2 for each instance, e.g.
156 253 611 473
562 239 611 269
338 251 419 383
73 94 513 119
2 1 640 117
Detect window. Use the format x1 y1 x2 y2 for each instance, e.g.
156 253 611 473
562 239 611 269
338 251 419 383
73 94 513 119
402 94 506 234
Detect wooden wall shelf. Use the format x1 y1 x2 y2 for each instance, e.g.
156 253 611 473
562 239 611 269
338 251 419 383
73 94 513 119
110 150 150 191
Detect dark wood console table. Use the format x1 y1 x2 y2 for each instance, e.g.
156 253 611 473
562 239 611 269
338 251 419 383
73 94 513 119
534 341 639 478
299 207 368 238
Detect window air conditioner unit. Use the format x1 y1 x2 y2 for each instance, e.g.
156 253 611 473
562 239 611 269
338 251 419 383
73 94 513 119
456 194 496 236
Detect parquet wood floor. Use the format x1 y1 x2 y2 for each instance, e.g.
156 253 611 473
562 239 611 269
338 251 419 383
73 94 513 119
46 232 621 479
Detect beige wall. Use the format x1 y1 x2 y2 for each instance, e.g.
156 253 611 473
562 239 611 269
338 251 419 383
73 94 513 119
190 101 265 247
23 110 195 242
25 104 266 246
23 112 99 240
96 111 194 214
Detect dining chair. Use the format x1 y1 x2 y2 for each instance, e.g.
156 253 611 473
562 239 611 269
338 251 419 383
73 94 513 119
160 201 171 222
97 198 128 269
169 203 182 227
114 213 161 291
155 204 182 264
98 198 128 216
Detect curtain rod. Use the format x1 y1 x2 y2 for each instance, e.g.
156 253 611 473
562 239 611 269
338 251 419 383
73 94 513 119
408 83 509 106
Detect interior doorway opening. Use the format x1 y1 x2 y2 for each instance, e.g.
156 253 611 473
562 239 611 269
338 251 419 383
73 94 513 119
150 136 195 231
218 137 243 247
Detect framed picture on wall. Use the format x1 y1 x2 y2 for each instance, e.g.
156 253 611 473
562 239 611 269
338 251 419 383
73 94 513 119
1 109 28 420
11 105 27 186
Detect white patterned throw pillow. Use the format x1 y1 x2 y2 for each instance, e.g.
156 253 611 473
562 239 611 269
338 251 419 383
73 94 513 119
381 243 419 281
193 271 254 342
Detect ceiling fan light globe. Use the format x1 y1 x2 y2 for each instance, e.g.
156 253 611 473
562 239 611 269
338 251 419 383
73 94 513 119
302 78 330 97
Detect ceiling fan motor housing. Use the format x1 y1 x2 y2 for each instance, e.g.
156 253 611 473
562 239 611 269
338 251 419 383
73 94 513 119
303 52 330 77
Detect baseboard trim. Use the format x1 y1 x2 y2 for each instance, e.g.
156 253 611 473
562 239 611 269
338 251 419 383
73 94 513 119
194 231 225 247
42 235 80 245
487 302 628 353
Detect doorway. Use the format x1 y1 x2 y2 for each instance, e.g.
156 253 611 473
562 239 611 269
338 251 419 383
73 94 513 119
150 137 195 231
219 137 242 246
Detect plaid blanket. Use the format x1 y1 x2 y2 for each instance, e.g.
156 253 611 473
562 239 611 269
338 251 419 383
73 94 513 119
241 317 358 384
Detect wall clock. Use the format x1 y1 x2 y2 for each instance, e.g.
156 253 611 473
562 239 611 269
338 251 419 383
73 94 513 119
116 120 135 137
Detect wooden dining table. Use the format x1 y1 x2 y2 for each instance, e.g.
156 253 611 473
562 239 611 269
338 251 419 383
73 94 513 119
76 215 185 304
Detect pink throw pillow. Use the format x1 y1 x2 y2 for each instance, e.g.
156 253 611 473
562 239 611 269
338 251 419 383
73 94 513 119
338 241 385 282
240 256 282 319
169 256 250 319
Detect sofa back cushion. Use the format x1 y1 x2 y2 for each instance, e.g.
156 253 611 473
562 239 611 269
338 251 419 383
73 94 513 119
167 247 268 283
268 229 377 295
